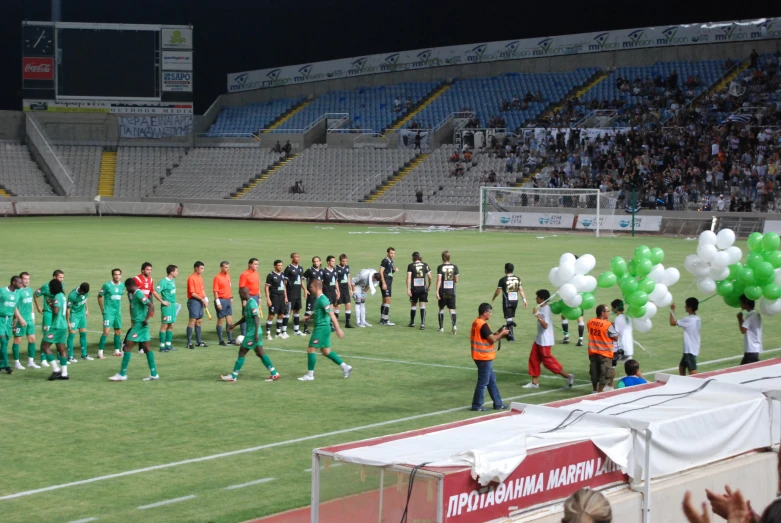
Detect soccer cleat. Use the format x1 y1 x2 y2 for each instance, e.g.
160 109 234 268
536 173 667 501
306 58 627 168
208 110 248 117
562 336 570 344
68 357 78 363
576 338 583 347
451 325 457 335
297 374 315 381
362 321 372 327
160 348 170 353
41 360 50 367
196 342 208 348
142 375 160 381
187 344 194 350
294 330 305 336
218 341 228 347
265 374 281 382
266 332 273 341
27 361 41 369
303 328 311 334
420 324 425 330
113 351 123 356
281 332 290 339
57 374 70 380
221 374 237 382
97 354 106 360
356 323 366 328
345 324 355 329
48 372 61 381
384 321 396 326
14 362 25 370
438 328 444 333
408 323 415 328
168 346 177 351
82 355 94 361
109 374 127 381
2 367 12 374
522 382 539 389
343 365 352 379
138 348 144 353
567 374 575 388
379 320 386 325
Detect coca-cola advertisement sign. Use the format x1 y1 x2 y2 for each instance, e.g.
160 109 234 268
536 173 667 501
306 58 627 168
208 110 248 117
23 57 54 80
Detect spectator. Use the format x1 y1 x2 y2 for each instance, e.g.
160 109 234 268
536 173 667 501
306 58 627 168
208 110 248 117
290 181 305 194
751 49 759 69
450 150 460 163
414 131 422 151
464 149 473 163
616 359 647 388
282 140 292 156
562 488 612 523
272 141 282 154
405 97 412 111
415 186 423 203
393 97 402 112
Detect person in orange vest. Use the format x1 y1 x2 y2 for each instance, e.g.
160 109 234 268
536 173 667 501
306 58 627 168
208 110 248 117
470 303 511 412
587 304 619 393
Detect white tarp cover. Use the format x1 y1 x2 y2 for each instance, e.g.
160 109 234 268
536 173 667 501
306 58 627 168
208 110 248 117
404 210 478 226
99 201 180 216
327 207 405 223
0 200 14 215
14 201 96 215
183 203 252 218
252 205 327 221
333 376 771 486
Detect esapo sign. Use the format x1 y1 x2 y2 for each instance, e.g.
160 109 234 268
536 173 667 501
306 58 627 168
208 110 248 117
162 71 193 92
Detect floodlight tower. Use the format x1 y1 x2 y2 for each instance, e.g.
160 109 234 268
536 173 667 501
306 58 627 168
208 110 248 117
52 0 61 22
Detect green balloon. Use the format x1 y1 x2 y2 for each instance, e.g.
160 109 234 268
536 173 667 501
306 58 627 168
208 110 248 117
755 262 775 285
580 292 596 310
738 267 756 286
626 305 647 319
619 275 638 295
549 300 564 314
637 277 655 294
650 247 665 265
731 280 746 297
762 232 781 252
635 258 653 277
748 232 764 252
767 251 781 269
634 245 651 259
597 271 617 289
744 285 763 301
763 283 781 301
728 263 741 280
627 259 637 276
628 290 649 307
611 257 627 277
723 294 741 308
747 252 764 269
717 280 735 297
563 306 583 321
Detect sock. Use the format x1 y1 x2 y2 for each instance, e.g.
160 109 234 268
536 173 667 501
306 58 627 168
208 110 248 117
345 311 352 325
334 310 340 322
293 314 300 332
79 332 87 357
326 351 344 365
145 351 157 377
562 319 569 336
420 307 426 325
380 303 385 321
120 351 131 376
99 334 107 352
276 319 282 334
187 326 193 345
282 315 289 332
195 326 202 344
506 317 514 338
307 352 317 371
114 334 121 352
12 343 20 362
266 321 273 334
216 325 224 343
67 333 75 359
159 331 166 350
166 331 173 348
231 356 246 378
0 337 8 367
50 354 61 372
438 309 444 329
410 306 417 324
60 357 68 377
28 342 36 360
451 311 457 327
578 321 585 339
260 354 278 375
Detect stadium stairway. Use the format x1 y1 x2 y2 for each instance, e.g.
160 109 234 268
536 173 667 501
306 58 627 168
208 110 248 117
97 151 117 197
0 184 12 197
542 70 608 121
231 154 297 199
712 59 749 93
386 84 451 132
263 99 312 133
364 153 428 202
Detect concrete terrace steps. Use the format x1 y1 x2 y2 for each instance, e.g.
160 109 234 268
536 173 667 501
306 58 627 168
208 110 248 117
0 184 12 197
263 100 312 133
542 70 608 121
231 154 297 199
365 153 428 202
387 84 451 133
97 151 117 197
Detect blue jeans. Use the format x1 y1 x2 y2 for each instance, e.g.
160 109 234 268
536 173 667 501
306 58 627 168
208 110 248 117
472 359 503 409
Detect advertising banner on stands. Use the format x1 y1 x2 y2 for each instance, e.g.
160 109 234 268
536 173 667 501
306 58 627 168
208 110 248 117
162 28 193 49
485 212 575 229
162 71 193 92
575 214 662 232
22 57 54 80
228 18 780 92
118 115 193 138
162 51 193 71
23 99 194 115
764 220 781 235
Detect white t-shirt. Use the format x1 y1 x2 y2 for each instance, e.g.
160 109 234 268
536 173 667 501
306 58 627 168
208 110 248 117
535 305 555 347
742 310 763 353
613 314 633 357
711 143 719 155
676 315 702 356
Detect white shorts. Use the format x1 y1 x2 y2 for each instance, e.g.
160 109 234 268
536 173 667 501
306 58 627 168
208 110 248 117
353 287 366 301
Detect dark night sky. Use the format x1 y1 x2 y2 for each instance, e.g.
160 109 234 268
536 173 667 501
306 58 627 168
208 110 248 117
1 0 777 113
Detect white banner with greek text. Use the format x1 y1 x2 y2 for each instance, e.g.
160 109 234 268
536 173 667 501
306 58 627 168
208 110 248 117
119 115 193 138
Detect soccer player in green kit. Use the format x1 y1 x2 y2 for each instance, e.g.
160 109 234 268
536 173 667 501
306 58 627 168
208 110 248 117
97 269 125 359
0 275 26 374
66 283 92 362
12 272 40 370
221 287 279 382
298 280 351 381
34 269 64 367
40 279 70 380
109 278 159 382
156 265 178 352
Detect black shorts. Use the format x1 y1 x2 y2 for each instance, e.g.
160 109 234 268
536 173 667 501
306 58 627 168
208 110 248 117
741 352 760 365
324 291 338 305
410 290 428 304
215 298 233 319
382 281 393 298
337 287 351 304
306 294 316 314
288 294 302 312
438 295 456 310
680 353 697 371
268 295 286 316
503 302 518 319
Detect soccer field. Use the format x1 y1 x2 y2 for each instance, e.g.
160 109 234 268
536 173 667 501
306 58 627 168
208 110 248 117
0 216 777 523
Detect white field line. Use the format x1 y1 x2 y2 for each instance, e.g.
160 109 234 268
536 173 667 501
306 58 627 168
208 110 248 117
224 478 275 490
137 495 196 510
67 518 98 523
4 349 778 502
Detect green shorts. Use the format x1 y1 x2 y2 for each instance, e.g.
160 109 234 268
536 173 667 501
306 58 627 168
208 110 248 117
69 315 87 331
127 323 151 344
309 327 331 349
103 314 122 330
161 305 177 325
241 334 262 350
13 322 35 337
44 328 67 345
0 316 12 338
680 353 697 371
41 311 52 332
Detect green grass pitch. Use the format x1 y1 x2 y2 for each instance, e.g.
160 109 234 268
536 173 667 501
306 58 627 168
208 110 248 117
0 216 777 523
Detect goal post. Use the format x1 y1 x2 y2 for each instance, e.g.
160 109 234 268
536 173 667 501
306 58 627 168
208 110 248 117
479 187 620 236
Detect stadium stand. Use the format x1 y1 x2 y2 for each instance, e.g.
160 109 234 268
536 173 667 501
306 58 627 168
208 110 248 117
114 146 187 198
55 145 102 197
152 148 283 199
205 98 304 136
0 142 55 196
240 145 417 201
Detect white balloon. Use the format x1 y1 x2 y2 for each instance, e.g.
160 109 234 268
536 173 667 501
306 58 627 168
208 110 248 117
710 251 731 270
693 263 711 278
581 275 598 293
697 243 718 263
649 283 668 303
770 299 781 315
726 246 743 265
641 302 658 320
574 254 596 276
656 292 673 307
564 294 583 308
548 267 562 287
712 267 731 281
775 268 781 286
558 262 576 283
559 283 578 301
648 264 665 283
760 298 775 317
633 318 653 333
697 277 717 294
559 253 576 266
570 274 588 292
684 255 702 273
699 230 718 246
716 228 736 250
662 268 680 287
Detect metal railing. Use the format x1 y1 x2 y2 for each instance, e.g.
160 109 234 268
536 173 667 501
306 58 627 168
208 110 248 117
434 111 475 132
25 114 74 196
662 59 743 124
353 133 389 148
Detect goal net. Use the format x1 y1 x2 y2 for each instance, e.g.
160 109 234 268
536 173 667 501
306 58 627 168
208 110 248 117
479 187 620 236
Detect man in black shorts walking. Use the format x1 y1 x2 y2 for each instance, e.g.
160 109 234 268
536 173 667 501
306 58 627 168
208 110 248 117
302 256 323 334
264 260 288 340
492 263 527 341
436 250 460 335
284 253 305 336
379 247 398 326
335 254 354 328
406 252 432 330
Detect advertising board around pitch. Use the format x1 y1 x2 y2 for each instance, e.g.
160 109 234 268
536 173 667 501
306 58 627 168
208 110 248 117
162 51 193 71
485 212 575 229
162 71 193 92
576 214 662 232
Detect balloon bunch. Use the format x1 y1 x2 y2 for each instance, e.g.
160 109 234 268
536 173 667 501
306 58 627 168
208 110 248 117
596 246 680 333
684 229 743 295
547 253 598 320
703 230 781 316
